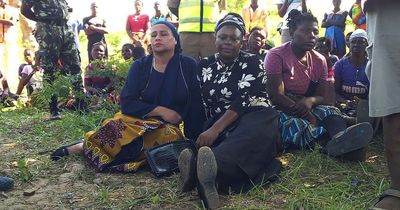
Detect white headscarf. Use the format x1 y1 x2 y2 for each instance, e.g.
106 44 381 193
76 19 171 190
350 29 368 42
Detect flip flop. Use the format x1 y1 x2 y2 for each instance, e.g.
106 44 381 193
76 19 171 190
50 139 84 161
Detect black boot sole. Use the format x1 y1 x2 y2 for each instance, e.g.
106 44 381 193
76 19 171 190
178 148 196 192
326 122 373 157
197 147 219 210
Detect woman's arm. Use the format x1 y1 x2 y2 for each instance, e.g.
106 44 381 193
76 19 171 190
302 0 308 13
89 25 108 34
314 79 333 106
120 59 181 124
333 59 348 103
267 74 319 123
184 59 206 140
267 74 296 114
126 16 136 42
321 13 332 28
196 109 238 147
142 17 150 41
331 11 348 27
277 0 289 18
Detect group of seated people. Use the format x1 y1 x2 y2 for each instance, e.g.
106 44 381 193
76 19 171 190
49 10 376 209
0 41 149 108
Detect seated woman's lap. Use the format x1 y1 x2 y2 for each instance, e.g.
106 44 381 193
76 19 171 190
279 105 342 150
211 108 279 190
83 112 184 172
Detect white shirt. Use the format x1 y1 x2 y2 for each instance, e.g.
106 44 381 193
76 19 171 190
274 0 303 30
21 65 43 91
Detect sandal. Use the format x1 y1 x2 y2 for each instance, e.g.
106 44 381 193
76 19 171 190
369 188 400 210
50 139 84 161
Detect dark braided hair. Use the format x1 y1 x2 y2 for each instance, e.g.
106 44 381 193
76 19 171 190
286 10 318 36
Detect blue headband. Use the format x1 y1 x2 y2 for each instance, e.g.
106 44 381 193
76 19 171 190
153 21 182 54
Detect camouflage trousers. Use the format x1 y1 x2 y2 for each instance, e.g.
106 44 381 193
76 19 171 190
34 22 84 112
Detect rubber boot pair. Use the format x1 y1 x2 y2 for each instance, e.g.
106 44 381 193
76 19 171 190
178 147 219 209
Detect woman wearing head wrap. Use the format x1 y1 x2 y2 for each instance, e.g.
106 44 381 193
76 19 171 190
265 10 373 161
50 21 205 173
178 13 281 209
322 0 348 58
333 29 379 142
334 29 369 103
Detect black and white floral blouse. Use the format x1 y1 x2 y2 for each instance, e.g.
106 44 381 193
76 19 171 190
198 51 271 120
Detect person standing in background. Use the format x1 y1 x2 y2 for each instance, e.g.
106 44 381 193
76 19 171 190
322 0 347 58
349 0 366 30
274 0 307 44
242 0 268 35
363 0 400 209
68 18 83 51
83 2 108 62
150 1 170 26
21 0 85 119
126 0 150 48
167 0 226 62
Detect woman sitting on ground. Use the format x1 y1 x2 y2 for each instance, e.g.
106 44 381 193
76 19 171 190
264 10 373 160
122 43 146 61
84 42 113 96
16 48 36 96
178 14 281 209
17 55 43 97
334 29 375 126
51 21 204 173
121 43 135 61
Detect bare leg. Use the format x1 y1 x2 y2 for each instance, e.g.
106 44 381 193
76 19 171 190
375 113 400 209
66 143 84 155
50 141 84 161
384 113 400 189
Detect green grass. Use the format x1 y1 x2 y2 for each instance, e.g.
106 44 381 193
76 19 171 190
0 107 389 209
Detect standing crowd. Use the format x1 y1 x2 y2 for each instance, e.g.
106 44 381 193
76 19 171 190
0 0 399 209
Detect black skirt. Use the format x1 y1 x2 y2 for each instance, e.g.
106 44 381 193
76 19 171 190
211 107 280 189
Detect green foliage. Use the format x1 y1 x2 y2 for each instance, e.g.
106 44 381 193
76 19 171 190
227 0 247 14
32 71 86 109
0 107 388 209
87 54 133 95
17 159 33 183
97 187 111 204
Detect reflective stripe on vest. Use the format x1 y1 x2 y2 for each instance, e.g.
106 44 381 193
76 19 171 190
179 0 216 33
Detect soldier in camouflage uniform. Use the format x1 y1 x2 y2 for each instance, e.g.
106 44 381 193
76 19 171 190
21 0 84 119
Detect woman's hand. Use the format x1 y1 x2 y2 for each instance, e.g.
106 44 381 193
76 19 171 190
134 40 143 47
158 107 182 124
196 127 220 147
305 112 318 126
292 97 314 118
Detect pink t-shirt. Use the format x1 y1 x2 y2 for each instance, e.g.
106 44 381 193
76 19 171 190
126 14 149 33
264 42 328 95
